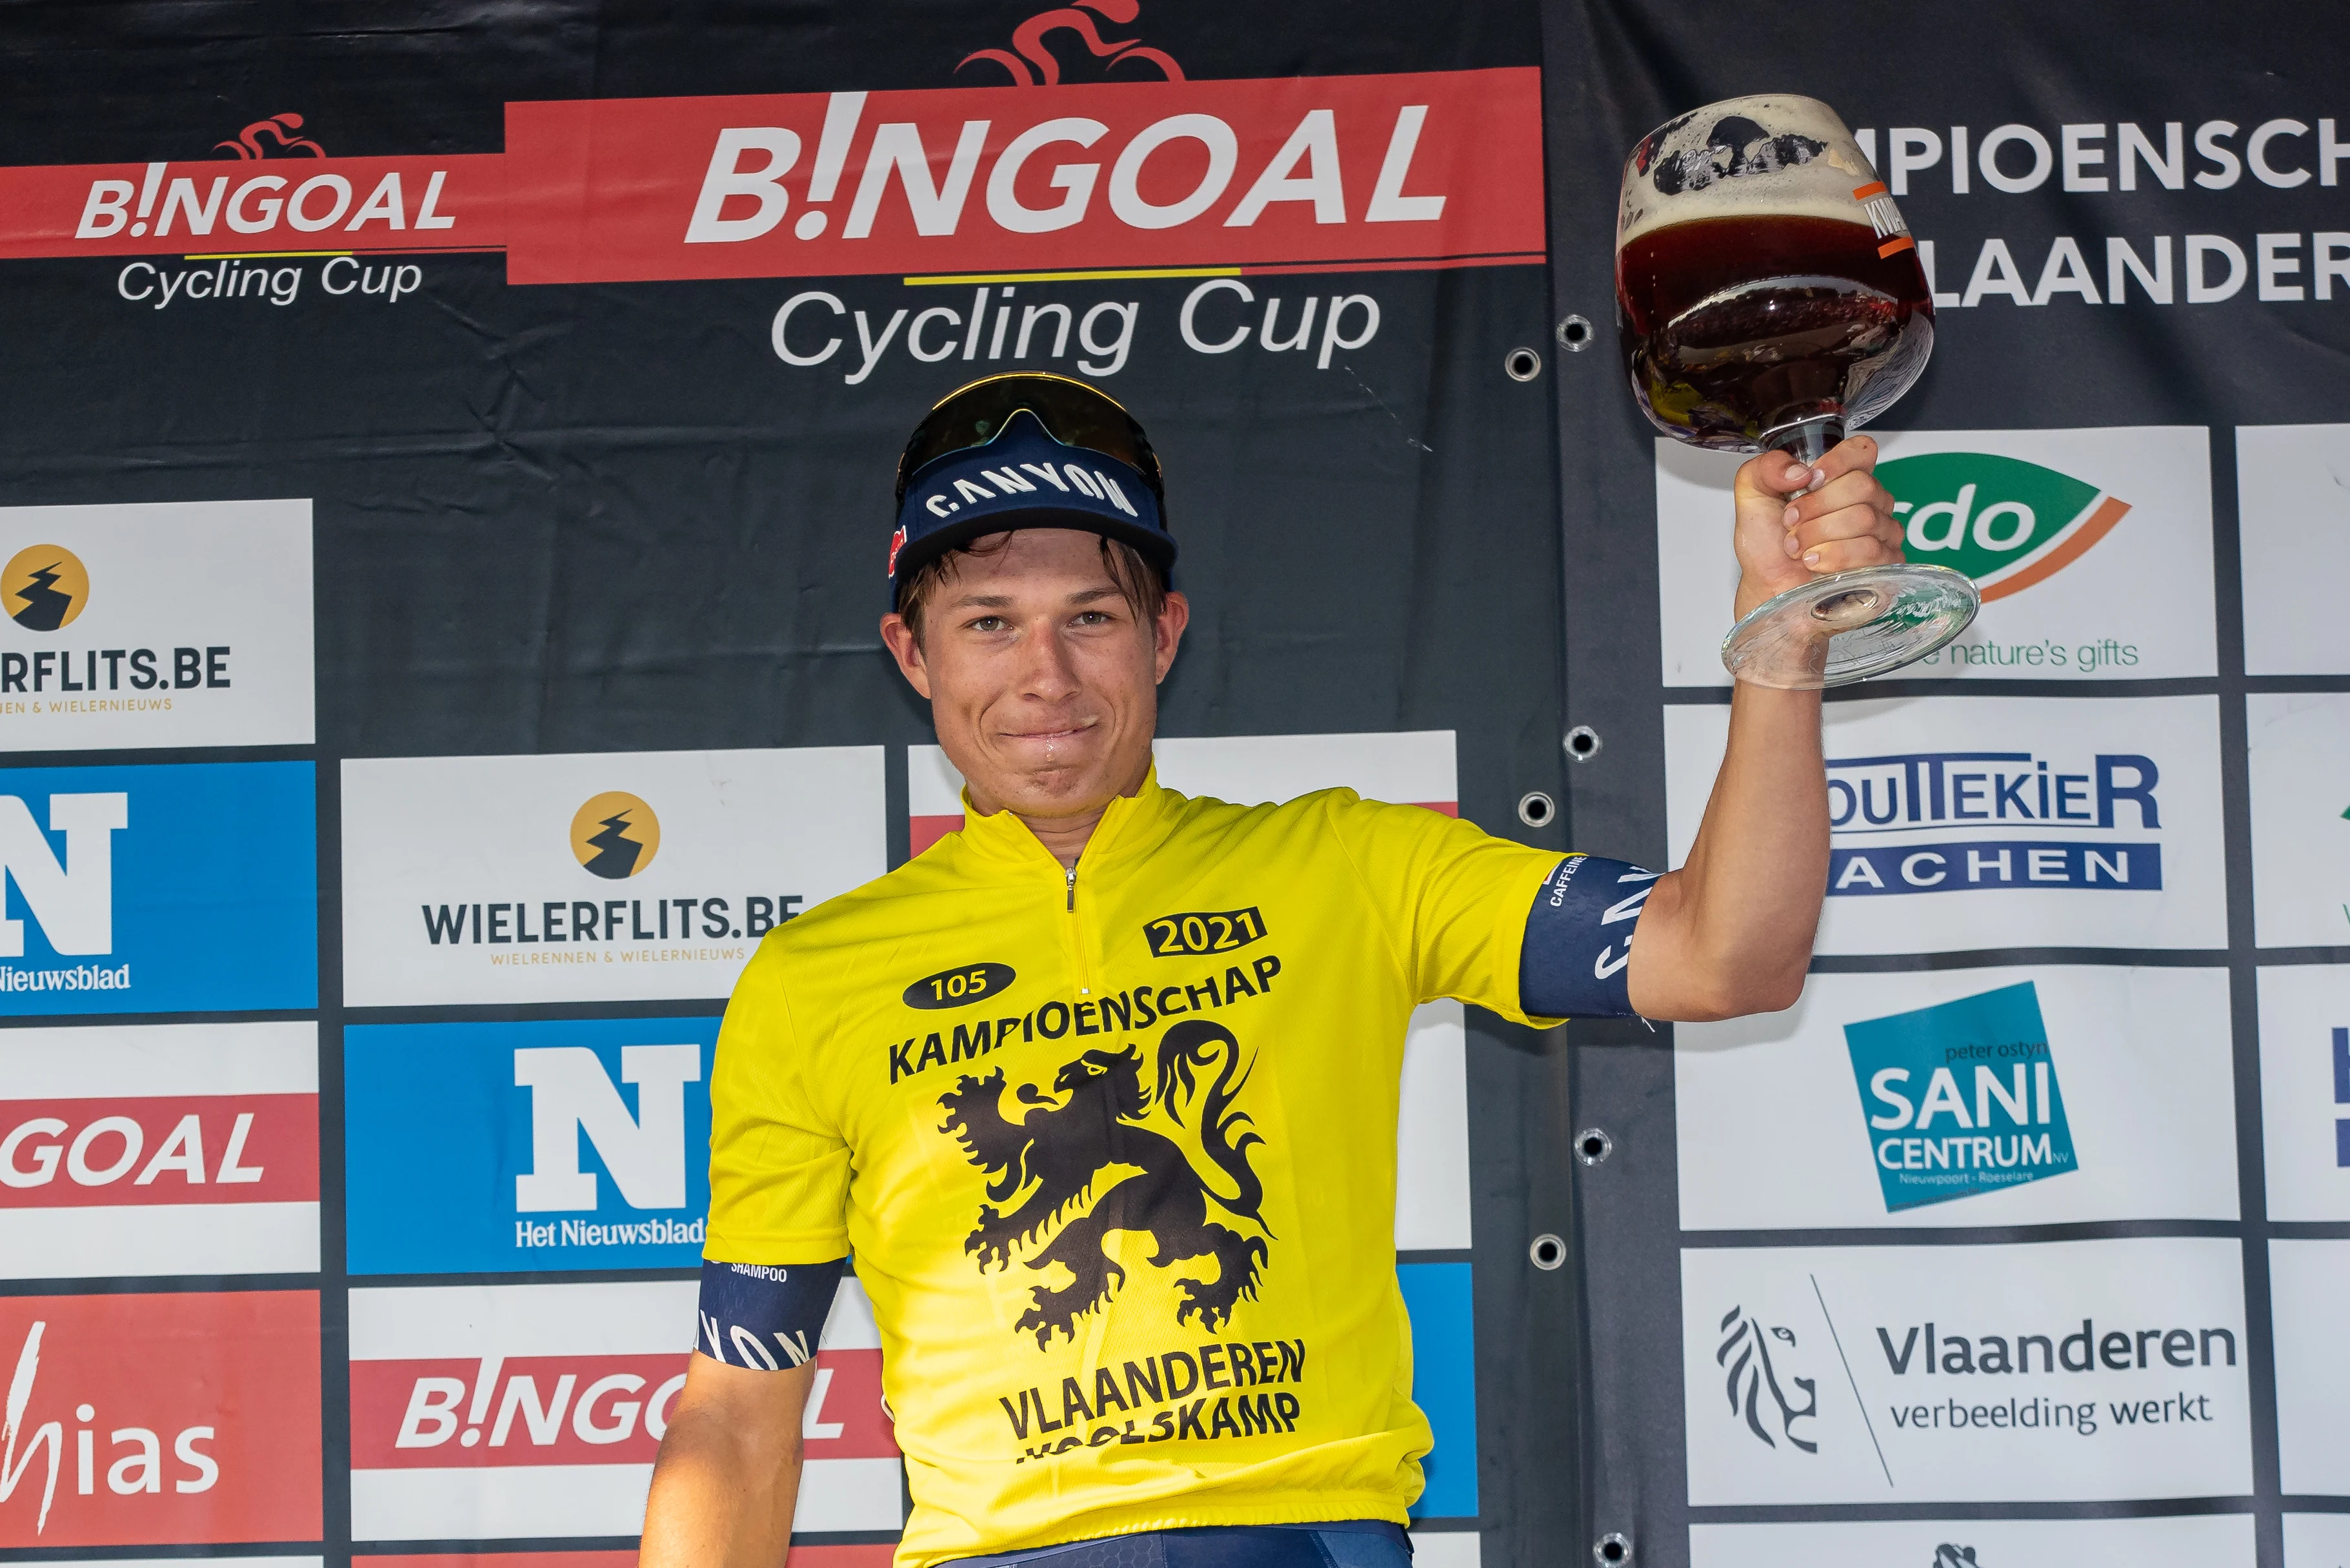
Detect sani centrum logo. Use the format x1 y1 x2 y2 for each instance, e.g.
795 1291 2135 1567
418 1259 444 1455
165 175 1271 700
1878 454 2131 601
569 792 660 880
3 546 88 632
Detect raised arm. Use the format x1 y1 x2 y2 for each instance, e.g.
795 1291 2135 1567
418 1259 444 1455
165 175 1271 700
1624 436 1902 1022
641 1352 814 1568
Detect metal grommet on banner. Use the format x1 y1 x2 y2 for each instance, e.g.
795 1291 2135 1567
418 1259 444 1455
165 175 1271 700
1516 790 1555 828
1593 1533 1632 1566
1564 725 1602 763
1528 1232 1566 1271
1556 314 1594 351
1574 1127 1612 1166
1504 347 1543 382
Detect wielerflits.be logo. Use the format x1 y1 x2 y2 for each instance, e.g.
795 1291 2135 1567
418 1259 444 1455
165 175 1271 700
416 790 802 949
1845 981 2077 1212
1 541 235 698
569 791 659 879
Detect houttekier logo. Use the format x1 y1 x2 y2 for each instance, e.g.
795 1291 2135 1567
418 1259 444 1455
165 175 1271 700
1825 745 2162 898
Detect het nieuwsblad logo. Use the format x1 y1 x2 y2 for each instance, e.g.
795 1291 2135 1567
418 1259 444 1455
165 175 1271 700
3 547 88 633
1878 453 2131 601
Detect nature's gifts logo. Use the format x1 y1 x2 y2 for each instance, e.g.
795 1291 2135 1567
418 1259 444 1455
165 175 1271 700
1878 453 2131 602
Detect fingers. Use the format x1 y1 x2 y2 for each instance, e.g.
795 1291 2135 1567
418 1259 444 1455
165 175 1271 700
1736 434 1881 503
1782 499 1905 570
1807 432 1879 487
1733 449 1823 502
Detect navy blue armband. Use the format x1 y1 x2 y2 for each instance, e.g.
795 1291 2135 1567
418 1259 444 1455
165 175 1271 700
1518 855 1659 1019
694 1256 846 1371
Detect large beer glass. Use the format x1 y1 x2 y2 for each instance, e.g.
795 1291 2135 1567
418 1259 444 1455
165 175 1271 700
1617 95 1978 687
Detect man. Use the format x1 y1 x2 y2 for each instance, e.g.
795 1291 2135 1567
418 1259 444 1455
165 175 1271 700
641 374 1902 1568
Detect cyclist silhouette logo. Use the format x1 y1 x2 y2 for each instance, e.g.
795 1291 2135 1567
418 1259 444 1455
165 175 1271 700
957 0 1183 85
3 545 89 632
569 792 661 879
216 113 325 159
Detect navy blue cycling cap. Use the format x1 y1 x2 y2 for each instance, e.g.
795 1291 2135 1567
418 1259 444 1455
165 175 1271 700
889 373 1173 609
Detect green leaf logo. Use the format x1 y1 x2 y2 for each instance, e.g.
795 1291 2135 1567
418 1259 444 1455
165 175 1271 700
1877 453 2132 602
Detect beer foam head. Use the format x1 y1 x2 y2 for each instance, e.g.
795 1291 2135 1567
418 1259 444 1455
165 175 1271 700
1618 94 1893 245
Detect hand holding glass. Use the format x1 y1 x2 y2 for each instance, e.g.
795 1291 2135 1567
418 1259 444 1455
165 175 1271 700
1616 94 1978 687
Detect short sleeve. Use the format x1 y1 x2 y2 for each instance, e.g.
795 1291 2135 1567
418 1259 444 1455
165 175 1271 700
703 939 854 1263
1321 793 1567 1028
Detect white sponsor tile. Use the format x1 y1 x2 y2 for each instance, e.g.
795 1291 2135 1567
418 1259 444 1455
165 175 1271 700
911 730 1460 814
0 1020 321 1278
2247 693 2350 949
1407 1530 1481 1568
1656 430 2215 687
1682 1237 2252 1504
2238 424 2350 676
0 499 314 748
1666 696 2226 954
1398 1001 1471 1251
0 1020 315 1096
348 1455 900 1540
349 1276 877 1360
2285 1512 2350 1567
2269 1239 2350 1495
2256 965 2350 1222
1677 967 2237 1230
351 1278 698 1360
341 747 885 1006
1692 1515 2253 1568
0 1201 319 1278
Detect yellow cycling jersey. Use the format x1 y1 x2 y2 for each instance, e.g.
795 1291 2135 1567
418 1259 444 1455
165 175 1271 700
705 768 1563 1566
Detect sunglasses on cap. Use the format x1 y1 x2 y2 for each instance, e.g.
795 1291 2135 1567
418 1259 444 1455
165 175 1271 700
894 373 1163 506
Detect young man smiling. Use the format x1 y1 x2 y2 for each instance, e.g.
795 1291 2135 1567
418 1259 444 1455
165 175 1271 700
640 374 1905 1568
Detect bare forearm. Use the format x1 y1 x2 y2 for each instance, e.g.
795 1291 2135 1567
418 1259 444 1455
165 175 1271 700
1628 681 1827 1019
640 1408 803 1568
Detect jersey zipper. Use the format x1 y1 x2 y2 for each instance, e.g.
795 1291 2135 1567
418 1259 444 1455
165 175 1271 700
1065 863 1077 912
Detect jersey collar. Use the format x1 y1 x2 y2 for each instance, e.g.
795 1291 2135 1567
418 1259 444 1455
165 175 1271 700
954 761 1177 873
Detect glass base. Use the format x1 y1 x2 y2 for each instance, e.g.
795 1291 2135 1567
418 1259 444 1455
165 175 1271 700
1720 563 1980 689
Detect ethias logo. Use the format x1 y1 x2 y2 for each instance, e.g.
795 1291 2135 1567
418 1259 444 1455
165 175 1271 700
1879 453 2131 601
1845 982 2077 1211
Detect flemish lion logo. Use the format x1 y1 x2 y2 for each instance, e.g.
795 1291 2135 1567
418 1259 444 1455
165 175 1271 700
1716 1303 1818 1453
938 1019 1269 1347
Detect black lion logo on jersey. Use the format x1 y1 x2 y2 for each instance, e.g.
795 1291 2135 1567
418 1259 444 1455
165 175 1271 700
938 1019 1271 1347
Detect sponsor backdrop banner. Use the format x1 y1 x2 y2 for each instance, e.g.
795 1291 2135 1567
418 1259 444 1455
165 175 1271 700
0 3 1568 1567
1546 5 2350 1568
0 3 2344 1568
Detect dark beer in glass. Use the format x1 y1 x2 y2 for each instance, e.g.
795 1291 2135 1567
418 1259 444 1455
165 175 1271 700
1616 95 1976 686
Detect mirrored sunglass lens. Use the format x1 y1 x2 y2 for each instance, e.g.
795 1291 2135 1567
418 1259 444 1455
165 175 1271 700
904 386 1151 488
